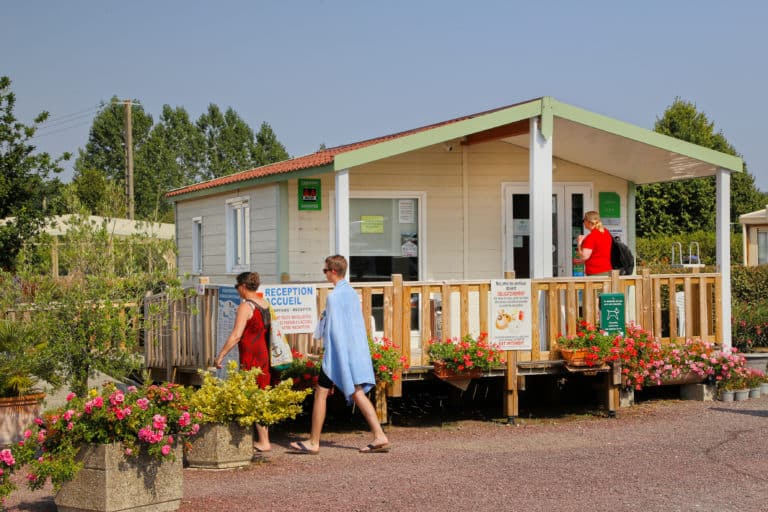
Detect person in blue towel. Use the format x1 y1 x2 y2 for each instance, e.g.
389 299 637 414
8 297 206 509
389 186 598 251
289 255 391 454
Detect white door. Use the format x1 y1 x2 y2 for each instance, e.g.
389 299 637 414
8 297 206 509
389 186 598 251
504 183 592 277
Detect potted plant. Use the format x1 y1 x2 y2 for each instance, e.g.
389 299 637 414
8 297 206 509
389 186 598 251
280 349 322 390
0 319 59 446
5 381 199 511
555 320 618 367
369 337 409 386
186 361 312 469
427 333 504 379
745 369 763 398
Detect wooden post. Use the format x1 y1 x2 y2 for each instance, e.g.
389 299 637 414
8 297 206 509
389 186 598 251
390 274 404 397
504 351 518 423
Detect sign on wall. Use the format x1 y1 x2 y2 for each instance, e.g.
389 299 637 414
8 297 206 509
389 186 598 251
490 279 532 350
298 178 322 210
216 285 242 377
599 292 625 335
261 284 317 334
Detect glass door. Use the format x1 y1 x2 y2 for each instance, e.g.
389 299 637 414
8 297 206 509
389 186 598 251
504 184 591 277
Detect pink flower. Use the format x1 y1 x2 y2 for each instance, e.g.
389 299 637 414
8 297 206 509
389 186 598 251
23 429 32 439
34 417 43 426
127 385 138 393
166 436 174 444
67 422 74 430
161 445 171 456
125 448 133 456
152 414 167 430
66 392 76 401
63 409 75 421
178 412 191 427
0 448 15 466
136 398 149 410
93 396 104 408
109 391 125 406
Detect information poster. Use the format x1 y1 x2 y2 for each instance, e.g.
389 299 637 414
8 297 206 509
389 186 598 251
599 293 625 335
490 279 532 350
361 215 385 233
261 284 317 334
216 286 242 377
398 199 415 223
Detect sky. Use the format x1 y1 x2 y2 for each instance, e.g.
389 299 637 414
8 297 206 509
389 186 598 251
4 1 768 192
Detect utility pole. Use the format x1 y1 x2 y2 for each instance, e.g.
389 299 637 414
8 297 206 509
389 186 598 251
115 99 140 220
124 99 134 220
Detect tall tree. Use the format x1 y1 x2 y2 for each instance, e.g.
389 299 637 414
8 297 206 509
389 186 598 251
197 104 261 179
636 98 765 236
253 122 289 166
73 98 153 206
0 76 69 270
135 105 205 221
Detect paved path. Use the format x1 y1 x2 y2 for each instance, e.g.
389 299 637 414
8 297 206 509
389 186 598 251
5 396 767 512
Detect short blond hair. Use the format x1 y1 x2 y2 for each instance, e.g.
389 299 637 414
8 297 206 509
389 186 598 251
325 254 347 277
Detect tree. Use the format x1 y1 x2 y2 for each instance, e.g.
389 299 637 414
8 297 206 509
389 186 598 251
0 76 69 270
135 105 205 221
197 104 262 179
70 167 126 217
73 98 153 184
636 98 766 236
253 122 289 166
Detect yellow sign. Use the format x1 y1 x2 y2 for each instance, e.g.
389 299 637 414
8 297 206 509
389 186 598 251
361 215 384 233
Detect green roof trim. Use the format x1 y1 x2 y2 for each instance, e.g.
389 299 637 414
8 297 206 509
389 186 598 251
169 164 335 202
334 100 544 170
549 99 744 173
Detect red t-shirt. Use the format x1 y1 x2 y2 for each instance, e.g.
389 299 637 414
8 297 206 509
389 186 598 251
582 228 613 275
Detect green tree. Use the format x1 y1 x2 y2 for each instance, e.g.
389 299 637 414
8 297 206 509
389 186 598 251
69 167 126 217
637 98 765 236
135 105 205 221
73 98 153 184
0 76 69 271
253 122 289 166
197 104 262 179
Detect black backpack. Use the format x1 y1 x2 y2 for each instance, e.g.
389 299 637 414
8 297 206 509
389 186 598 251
611 236 635 275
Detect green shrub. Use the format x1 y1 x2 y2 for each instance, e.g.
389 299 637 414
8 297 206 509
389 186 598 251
636 230 742 267
732 300 768 351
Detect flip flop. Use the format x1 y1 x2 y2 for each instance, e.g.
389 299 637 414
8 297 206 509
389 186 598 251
288 441 319 455
254 447 271 453
359 443 391 453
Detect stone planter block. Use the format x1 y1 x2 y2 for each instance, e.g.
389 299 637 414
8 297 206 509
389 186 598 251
680 383 715 402
743 353 768 373
186 422 253 469
55 442 183 512
620 388 635 408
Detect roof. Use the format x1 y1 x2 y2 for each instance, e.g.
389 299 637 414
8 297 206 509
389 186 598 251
167 97 744 201
739 206 768 225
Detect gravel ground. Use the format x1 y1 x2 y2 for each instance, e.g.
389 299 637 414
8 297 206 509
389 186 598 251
4 395 767 512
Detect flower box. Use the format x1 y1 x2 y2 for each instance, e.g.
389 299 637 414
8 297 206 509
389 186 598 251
432 360 483 380
186 422 254 469
559 348 604 368
54 442 183 512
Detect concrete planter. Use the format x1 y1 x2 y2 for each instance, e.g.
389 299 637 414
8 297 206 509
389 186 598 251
185 422 253 469
734 389 750 401
0 393 45 447
743 352 768 373
55 442 183 512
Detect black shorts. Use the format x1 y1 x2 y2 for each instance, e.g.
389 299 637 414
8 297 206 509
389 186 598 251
318 369 335 390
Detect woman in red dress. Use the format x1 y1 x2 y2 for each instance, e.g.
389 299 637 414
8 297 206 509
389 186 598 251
214 271 272 452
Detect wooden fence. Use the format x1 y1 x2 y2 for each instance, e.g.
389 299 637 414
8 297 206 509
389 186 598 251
143 269 722 418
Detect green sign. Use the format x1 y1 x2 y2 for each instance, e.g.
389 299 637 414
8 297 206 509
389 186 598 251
599 293 625 335
298 179 321 211
599 192 620 219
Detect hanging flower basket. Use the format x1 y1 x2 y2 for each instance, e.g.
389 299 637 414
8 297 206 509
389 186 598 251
559 348 604 368
432 360 483 380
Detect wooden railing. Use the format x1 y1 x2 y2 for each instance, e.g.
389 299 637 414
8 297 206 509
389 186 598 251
143 269 722 380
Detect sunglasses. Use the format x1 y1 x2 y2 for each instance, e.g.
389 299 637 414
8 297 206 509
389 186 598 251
322 268 331 273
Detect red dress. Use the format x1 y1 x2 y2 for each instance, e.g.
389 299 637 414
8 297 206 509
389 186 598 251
238 300 271 389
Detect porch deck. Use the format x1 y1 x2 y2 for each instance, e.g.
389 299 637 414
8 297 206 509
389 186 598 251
143 269 722 421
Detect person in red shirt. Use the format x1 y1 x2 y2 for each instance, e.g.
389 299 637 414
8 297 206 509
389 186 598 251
577 211 613 276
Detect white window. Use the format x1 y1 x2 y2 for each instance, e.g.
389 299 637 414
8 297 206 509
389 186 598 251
226 197 250 272
758 231 768 265
192 217 203 274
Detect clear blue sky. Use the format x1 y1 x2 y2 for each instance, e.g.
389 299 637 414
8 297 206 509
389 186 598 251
4 1 768 192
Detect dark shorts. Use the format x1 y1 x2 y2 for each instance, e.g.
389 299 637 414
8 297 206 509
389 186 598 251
318 369 335 390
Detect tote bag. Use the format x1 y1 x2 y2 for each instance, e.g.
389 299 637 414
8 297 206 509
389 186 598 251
268 305 293 370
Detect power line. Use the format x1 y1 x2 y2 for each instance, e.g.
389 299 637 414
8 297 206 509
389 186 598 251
44 104 102 123
37 109 100 130
31 119 94 139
